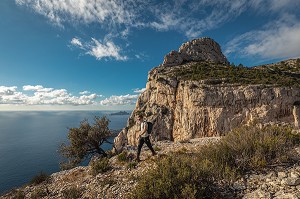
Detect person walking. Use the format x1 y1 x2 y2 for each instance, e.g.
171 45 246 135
136 115 156 162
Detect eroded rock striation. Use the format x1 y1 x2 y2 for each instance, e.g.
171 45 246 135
114 37 300 148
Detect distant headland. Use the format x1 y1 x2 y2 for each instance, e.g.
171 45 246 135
110 111 130 116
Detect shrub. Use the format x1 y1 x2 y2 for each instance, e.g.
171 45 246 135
117 151 129 162
127 162 138 170
30 172 50 185
129 154 219 199
89 157 111 176
61 187 82 199
198 125 299 182
171 61 300 87
153 146 161 151
129 125 300 198
31 187 47 198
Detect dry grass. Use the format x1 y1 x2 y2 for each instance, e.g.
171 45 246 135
129 125 300 199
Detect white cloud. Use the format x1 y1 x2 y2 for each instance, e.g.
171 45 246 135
70 37 127 61
100 94 138 106
23 85 54 92
133 88 146 93
1 85 101 106
16 0 300 60
87 38 128 61
14 0 259 39
0 86 18 95
15 0 137 27
250 0 300 13
79 91 90 95
225 15 300 60
149 0 249 38
71 38 83 48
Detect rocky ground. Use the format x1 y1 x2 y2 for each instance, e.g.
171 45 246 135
1 137 299 199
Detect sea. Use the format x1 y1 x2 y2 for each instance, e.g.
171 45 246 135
0 111 130 194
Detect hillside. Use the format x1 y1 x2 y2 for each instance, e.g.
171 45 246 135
165 59 300 87
2 130 299 198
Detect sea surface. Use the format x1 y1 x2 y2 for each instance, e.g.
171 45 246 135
0 111 130 194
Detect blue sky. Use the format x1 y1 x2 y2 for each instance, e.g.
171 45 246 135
1 0 300 111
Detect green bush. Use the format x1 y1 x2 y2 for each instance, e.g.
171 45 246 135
30 172 50 185
171 61 300 87
129 153 224 199
117 151 129 162
127 162 138 170
130 125 300 198
153 146 161 151
89 157 111 176
31 187 47 198
61 187 82 199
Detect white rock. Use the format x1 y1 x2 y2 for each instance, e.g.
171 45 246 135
278 171 288 179
290 171 299 178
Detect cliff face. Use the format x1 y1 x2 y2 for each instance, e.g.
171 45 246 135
114 38 300 149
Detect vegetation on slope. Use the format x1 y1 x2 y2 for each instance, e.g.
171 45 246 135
59 116 112 170
130 125 300 199
170 59 300 87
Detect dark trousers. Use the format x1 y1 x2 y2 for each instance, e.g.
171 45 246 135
137 136 155 158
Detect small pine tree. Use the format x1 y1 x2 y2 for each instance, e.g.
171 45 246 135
59 116 112 169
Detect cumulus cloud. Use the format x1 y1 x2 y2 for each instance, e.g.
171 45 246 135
23 85 54 92
0 86 26 104
79 91 90 95
225 15 300 60
0 85 100 106
0 86 18 95
1 85 139 107
100 94 138 106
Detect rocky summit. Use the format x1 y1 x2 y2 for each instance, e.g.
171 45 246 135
162 37 229 66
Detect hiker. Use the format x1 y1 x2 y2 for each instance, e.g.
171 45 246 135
136 115 156 161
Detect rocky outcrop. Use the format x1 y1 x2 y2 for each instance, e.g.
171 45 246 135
114 37 300 148
293 102 300 129
0 137 220 199
241 163 300 199
2 139 299 199
163 37 229 66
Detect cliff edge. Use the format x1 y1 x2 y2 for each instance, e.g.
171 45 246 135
114 37 300 151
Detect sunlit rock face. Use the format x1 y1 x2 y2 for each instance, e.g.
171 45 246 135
163 37 229 67
114 37 300 148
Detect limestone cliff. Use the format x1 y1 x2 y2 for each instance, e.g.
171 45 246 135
114 37 300 150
